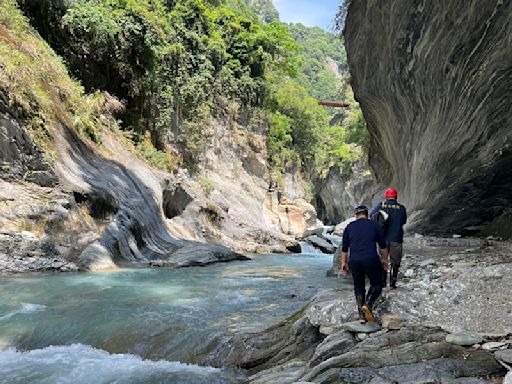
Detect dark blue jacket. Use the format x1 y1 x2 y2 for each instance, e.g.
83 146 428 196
341 218 387 261
370 199 407 243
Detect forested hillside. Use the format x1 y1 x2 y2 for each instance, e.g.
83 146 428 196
287 23 347 102
10 0 364 196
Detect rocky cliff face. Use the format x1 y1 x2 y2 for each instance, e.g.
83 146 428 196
315 162 378 225
344 0 512 235
0 7 316 272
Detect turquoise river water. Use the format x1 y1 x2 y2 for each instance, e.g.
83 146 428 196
0 253 347 384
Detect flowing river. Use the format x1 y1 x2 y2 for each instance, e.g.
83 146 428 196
0 253 348 383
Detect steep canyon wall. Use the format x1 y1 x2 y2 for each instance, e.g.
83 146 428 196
344 0 512 235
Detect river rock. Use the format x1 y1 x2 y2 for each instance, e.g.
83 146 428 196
286 242 302 253
404 269 415 278
481 342 507 351
446 332 483 346
381 315 404 330
169 243 249 267
356 333 367 341
319 326 337 335
304 236 335 254
79 242 117 271
420 258 436 267
309 330 355 367
494 349 512 364
302 226 324 238
343 321 381 334
504 372 512 384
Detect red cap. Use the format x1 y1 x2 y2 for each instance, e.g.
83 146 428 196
385 188 398 198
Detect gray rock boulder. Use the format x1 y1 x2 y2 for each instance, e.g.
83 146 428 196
309 330 355 367
381 315 404 330
304 235 335 254
446 332 483 346
494 349 512 364
167 243 249 268
79 242 116 271
343 321 381 334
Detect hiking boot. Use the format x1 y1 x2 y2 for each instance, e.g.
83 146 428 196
390 264 399 288
361 305 374 323
356 294 366 323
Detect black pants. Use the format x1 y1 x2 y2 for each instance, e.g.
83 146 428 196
351 258 383 303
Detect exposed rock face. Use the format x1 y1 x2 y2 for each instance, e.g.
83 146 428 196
315 163 378 225
0 99 57 187
344 0 512 235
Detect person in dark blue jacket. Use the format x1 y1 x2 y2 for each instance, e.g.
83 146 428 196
341 205 388 323
370 188 407 289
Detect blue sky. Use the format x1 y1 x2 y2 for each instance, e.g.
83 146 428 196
273 0 341 31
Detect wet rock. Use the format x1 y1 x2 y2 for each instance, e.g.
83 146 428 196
205 310 321 373
494 349 512 364
302 227 324 238
446 332 483 346
504 371 512 384
304 236 335 254
150 260 164 267
286 242 302 253
79 242 117 271
169 243 249 267
342 321 381 334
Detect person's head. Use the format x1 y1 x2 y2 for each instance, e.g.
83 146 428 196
385 188 398 200
354 205 368 219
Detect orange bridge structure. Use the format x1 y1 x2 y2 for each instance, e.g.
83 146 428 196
318 101 350 108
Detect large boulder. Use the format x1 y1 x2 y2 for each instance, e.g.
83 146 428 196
79 242 117 271
344 0 512 235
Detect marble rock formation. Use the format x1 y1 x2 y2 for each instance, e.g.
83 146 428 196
344 0 512 235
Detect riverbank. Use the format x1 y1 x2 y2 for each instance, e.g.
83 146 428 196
207 236 512 383
0 252 341 383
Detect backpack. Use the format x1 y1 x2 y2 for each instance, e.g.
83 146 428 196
371 202 389 231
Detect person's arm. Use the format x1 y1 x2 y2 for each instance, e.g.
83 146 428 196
377 226 389 270
341 226 350 272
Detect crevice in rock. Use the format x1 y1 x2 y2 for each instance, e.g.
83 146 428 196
162 186 193 219
73 191 118 221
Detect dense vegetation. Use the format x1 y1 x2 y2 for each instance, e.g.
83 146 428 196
10 0 366 188
287 23 347 102
0 1 119 157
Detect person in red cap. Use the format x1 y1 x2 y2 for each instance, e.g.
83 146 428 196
370 188 407 289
